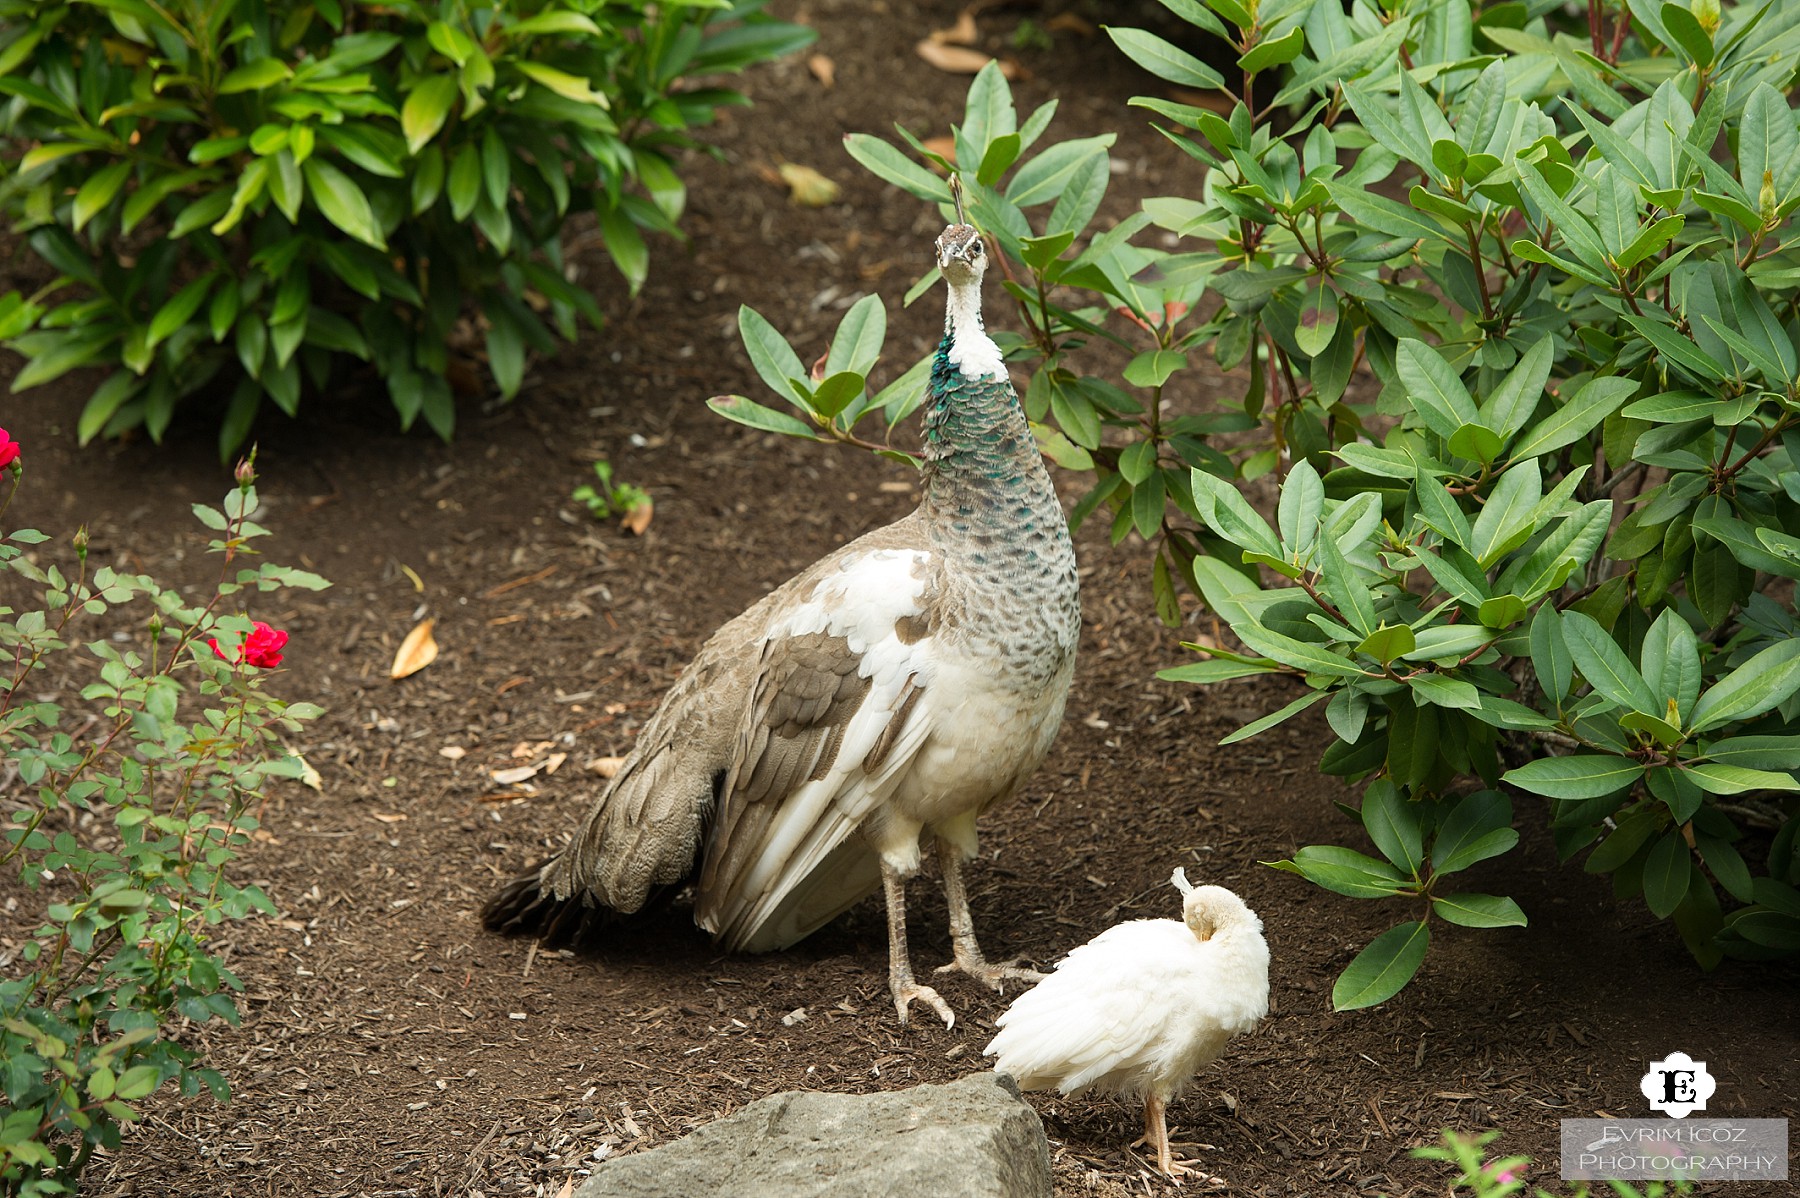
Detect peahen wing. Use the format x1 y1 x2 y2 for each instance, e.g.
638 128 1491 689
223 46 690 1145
694 545 941 952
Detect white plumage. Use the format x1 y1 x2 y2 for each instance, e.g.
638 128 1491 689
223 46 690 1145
983 870 1269 1179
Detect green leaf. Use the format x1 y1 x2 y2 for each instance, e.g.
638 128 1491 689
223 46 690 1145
1448 424 1502 464
1432 789 1520 874
1431 893 1528 928
1643 831 1691 918
1503 754 1641 800
1479 336 1553 442
402 76 459 155
1276 459 1323 555
1469 460 1540 568
737 306 809 408
1360 780 1422 875
1104 26 1226 89
1356 623 1415 665
1688 639 1800 732
1219 690 1327 745
707 395 817 440
842 134 951 203
1123 350 1187 388
1683 762 1800 795
1239 26 1305 73
1189 468 1280 557
1409 673 1481 710
144 273 215 352
1560 610 1658 714
1295 279 1339 358
427 20 476 66
599 206 647 295
826 293 886 379
1270 845 1411 898
72 161 131 232
113 1065 161 1101
1658 1 1713 66
485 305 524 399
517 63 610 107
1332 921 1429 1011
219 58 292 95
1395 339 1478 439
1506 376 1637 461
303 159 385 249
1235 624 1365 678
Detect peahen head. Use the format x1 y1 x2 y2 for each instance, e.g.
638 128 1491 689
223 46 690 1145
936 222 987 285
1170 868 1256 942
936 176 988 287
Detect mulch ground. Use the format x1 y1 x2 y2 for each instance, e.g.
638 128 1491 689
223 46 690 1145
3 3 1796 1195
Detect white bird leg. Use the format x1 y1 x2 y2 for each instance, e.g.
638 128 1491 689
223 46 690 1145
933 838 1045 989
882 859 955 1029
1138 1094 1195 1180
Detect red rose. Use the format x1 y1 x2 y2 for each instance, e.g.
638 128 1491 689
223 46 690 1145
0 427 19 471
208 621 289 669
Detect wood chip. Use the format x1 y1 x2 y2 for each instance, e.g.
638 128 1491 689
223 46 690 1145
390 620 439 679
806 53 835 87
482 565 557 599
590 756 625 778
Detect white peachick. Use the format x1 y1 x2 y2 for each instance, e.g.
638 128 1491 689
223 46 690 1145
983 870 1269 1179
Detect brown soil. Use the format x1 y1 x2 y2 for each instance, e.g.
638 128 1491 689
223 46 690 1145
3 3 1796 1196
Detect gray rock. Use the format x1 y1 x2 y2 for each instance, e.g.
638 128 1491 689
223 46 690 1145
577 1071 1051 1198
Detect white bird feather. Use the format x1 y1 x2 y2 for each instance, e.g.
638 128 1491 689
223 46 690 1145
984 871 1269 1179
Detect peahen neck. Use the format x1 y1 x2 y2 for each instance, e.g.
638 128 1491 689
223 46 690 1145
919 276 1059 531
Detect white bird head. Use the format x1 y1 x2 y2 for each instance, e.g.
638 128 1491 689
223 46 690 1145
1171 868 1257 942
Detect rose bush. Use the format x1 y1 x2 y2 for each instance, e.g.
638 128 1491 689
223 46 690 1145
1 451 326 1192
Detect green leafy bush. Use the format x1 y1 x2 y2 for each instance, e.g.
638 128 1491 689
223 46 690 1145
712 2 1800 1007
0 444 327 1194
0 0 812 455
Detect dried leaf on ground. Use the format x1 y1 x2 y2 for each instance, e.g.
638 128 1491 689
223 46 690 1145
930 10 978 45
1046 12 1097 35
589 755 625 778
807 54 836 87
777 162 841 207
390 619 438 679
490 763 543 785
922 136 957 168
439 745 467 760
621 497 654 535
915 40 992 74
914 41 1021 79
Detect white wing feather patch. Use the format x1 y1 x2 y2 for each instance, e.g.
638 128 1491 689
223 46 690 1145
702 549 938 950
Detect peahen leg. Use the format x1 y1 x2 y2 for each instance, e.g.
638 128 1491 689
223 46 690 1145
933 838 1044 989
882 859 955 1028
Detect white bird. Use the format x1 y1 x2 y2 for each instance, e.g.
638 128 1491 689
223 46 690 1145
983 870 1269 1180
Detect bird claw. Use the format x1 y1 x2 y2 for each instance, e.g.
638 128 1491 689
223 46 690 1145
892 980 956 1030
934 956 1045 993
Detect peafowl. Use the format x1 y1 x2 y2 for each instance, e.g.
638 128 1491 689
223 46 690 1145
483 183 1081 1028
983 871 1269 1179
